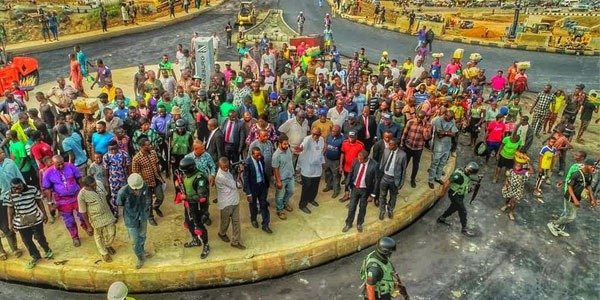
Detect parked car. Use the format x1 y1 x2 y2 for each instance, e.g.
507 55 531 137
501 3 516 9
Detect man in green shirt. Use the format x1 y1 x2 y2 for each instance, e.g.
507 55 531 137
219 94 235 124
158 54 177 81
558 150 587 193
6 130 35 186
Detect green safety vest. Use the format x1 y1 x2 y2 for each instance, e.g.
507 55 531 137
449 168 470 196
171 131 191 156
360 251 396 297
182 173 208 200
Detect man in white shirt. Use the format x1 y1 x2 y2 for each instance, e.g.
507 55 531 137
279 110 309 182
314 60 330 81
389 59 401 80
296 127 325 214
327 99 349 128
215 157 245 249
409 58 426 83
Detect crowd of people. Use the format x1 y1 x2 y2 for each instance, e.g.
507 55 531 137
0 15 598 274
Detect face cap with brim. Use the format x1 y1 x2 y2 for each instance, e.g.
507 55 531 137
583 158 596 166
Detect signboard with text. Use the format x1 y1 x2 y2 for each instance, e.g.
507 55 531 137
193 36 215 87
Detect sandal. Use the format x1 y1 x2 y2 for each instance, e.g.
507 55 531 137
26 258 40 270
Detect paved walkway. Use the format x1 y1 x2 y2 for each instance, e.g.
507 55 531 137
6 0 224 55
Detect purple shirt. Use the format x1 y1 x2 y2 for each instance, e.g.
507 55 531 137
42 163 82 197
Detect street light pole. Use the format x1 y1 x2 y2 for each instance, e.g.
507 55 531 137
509 0 522 39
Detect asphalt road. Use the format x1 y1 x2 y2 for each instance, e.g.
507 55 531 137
281 1 599 92
3 0 598 299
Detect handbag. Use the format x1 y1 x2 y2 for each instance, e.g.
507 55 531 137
10 194 39 227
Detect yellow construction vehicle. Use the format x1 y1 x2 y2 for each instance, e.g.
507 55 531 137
236 1 256 27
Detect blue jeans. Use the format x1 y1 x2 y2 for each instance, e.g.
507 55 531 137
275 178 295 212
127 221 147 257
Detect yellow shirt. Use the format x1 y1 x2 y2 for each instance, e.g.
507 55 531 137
539 145 556 170
426 83 437 95
11 120 37 143
464 67 479 80
311 119 333 139
550 95 565 114
251 91 267 116
449 105 465 122
100 86 117 102
402 62 413 78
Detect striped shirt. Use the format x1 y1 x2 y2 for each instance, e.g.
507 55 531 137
2 186 43 230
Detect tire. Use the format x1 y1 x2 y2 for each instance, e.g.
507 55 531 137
19 69 40 90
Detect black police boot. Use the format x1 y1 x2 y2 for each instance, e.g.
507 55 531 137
200 244 210 259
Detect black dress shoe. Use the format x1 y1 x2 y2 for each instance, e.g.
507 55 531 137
437 217 451 226
218 233 230 243
300 207 312 214
378 211 385 220
435 179 444 185
148 218 158 226
461 229 475 237
251 220 259 228
262 226 273 234
410 181 416 188
322 187 332 192
332 190 340 198
428 182 434 189
342 225 351 232
212 198 218 203
204 217 212 226
309 200 319 207
387 211 393 219
154 207 163 218
357 225 364 232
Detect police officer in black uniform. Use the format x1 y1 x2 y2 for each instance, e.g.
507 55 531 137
361 237 409 300
437 161 480 237
178 157 211 259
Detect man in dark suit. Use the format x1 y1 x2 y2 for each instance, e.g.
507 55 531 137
243 147 272 234
205 118 225 162
358 106 378 152
342 150 380 233
370 130 393 164
369 130 393 206
378 138 407 220
277 102 296 130
220 110 246 164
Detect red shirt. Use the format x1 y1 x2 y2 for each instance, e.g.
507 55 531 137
341 140 365 173
31 141 53 167
486 121 506 143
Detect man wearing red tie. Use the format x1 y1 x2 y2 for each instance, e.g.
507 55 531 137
358 106 377 152
220 111 246 165
342 150 380 233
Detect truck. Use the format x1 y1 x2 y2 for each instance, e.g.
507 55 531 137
0 55 39 95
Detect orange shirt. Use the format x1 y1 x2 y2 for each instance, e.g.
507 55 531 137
507 66 517 83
